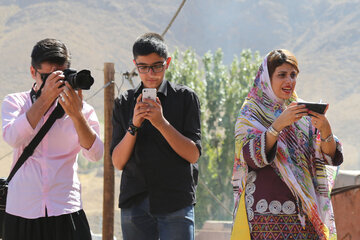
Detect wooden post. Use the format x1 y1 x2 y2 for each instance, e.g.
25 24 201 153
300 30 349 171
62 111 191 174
103 63 115 240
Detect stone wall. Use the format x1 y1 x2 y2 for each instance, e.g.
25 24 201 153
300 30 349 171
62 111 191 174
332 187 360 240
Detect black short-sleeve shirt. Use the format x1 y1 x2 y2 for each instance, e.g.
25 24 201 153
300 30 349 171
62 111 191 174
110 79 202 214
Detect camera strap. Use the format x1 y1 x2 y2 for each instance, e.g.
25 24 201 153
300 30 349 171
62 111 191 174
6 104 65 184
30 81 46 104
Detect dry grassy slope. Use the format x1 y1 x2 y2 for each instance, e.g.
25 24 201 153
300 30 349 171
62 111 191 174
1 1 358 169
0 0 182 161
290 1 360 168
0 0 359 236
0 1 182 110
78 170 122 239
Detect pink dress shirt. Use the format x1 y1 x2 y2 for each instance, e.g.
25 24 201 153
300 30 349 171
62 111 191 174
2 91 104 219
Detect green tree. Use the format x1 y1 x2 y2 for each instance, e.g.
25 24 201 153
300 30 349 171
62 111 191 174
166 48 261 228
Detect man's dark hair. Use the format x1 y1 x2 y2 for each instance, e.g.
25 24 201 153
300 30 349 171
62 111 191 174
31 38 71 69
132 33 168 60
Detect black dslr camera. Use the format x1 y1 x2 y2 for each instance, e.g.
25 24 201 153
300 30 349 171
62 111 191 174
40 69 94 90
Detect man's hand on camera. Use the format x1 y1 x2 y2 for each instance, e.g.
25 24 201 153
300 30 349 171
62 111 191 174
58 81 83 119
39 70 65 104
58 81 96 150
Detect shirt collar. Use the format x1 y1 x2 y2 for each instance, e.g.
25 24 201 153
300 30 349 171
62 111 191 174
157 79 168 96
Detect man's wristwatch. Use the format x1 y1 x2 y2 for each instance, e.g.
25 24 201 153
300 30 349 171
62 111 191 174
127 123 139 136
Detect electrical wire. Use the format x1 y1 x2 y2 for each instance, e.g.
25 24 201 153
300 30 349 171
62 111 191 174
198 176 233 216
161 0 186 37
0 151 13 161
123 0 188 89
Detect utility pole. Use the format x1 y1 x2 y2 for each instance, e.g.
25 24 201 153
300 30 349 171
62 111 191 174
103 63 115 240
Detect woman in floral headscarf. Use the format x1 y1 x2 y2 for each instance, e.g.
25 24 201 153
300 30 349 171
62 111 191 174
231 49 343 240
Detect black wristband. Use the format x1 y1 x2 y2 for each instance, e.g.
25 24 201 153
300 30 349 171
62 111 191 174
127 123 139 136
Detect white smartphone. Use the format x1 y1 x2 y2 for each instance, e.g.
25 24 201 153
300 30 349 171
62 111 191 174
142 88 157 102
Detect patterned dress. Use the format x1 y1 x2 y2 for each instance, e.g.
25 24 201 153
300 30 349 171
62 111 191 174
231 54 343 240
243 147 342 239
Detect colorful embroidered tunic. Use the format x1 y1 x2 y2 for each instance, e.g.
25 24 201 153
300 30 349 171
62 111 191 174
232 55 343 240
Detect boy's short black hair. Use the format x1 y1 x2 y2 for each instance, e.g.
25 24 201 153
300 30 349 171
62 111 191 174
31 38 71 69
132 33 168 60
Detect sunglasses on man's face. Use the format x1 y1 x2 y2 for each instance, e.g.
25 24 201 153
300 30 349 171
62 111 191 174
34 68 52 82
39 73 52 82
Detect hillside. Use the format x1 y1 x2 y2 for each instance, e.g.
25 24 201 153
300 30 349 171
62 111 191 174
0 0 358 175
1 1 358 169
0 0 359 237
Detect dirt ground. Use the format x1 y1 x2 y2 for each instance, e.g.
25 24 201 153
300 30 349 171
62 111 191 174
79 168 123 239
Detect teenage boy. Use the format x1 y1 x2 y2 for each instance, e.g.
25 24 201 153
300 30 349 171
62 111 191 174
111 33 202 240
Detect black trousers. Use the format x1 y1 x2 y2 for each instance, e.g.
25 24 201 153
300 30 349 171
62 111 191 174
2 209 92 240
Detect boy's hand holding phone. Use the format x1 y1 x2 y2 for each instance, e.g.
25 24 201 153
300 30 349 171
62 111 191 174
141 88 167 129
142 88 157 103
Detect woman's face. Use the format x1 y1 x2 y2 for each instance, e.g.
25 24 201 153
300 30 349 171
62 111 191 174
270 63 298 100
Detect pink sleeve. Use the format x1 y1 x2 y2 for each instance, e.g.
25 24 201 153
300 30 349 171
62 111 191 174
2 94 36 148
80 103 104 162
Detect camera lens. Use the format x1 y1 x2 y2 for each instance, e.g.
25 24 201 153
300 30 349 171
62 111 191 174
63 69 94 90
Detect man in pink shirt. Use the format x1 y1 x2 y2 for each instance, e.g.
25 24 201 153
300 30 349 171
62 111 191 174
1 38 103 240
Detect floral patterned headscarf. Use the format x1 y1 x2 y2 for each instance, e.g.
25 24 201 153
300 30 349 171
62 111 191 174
232 53 338 239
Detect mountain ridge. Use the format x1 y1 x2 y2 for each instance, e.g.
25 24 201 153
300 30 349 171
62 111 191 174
0 0 358 169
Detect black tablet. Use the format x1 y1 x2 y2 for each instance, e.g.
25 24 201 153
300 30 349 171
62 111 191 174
297 102 328 114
